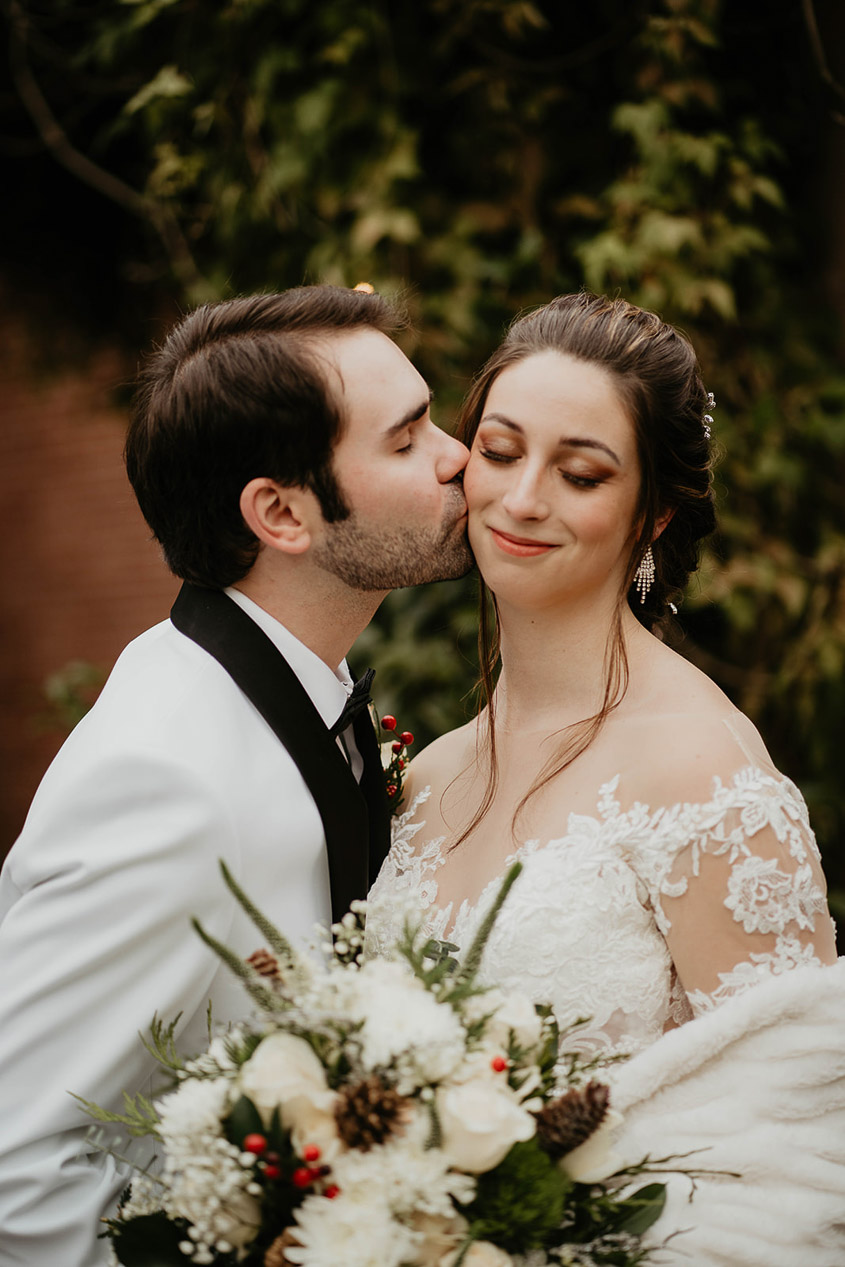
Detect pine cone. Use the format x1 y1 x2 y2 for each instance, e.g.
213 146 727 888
534 1080 610 1158
247 948 282 982
264 1229 300 1267
335 1075 407 1151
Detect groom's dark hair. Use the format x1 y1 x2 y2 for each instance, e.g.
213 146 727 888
125 286 403 588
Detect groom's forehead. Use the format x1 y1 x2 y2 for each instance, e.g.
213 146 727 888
324 330 429 436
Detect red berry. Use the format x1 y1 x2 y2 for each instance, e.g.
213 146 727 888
243 1133 267 1154
302 1144 321 1163
263 1164 282 1180
386 783 397 797
292 1167 314 1188
397 758 405 770
324 1184 341 1199
381 715 397 731
265 1152 280 1165
392 741 403 754
490 1055 508 1073
399 731 414 746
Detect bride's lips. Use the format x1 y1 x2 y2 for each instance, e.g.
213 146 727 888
488 527 558 557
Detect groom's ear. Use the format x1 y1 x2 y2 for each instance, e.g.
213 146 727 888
239 478 319 557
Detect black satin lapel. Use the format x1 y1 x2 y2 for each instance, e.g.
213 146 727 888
170 583 369 922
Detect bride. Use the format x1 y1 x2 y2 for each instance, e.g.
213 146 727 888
370 292 845 1263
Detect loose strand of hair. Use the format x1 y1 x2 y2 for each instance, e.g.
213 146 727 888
448 583 500 850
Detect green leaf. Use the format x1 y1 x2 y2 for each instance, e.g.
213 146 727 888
613 1182 667 1236
224 1094 265 1149
124 65 193 116
108 1211 189 1265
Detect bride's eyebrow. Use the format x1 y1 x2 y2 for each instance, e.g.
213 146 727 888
479 413 620 466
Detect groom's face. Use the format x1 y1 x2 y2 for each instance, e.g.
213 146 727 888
311 330 473 590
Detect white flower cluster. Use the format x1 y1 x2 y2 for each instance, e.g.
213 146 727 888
155 1078 260 1262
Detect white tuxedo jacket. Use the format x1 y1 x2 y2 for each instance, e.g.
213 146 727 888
0 586 388 1266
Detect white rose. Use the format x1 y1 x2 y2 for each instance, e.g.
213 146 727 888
446 1050 505 1086
217 1188 262 1249
440 1241 513 1267
483 991 543 1051
436 1082 535 1173
410 1212 467 1267
239 1032 338 1134
559 1109 624 1184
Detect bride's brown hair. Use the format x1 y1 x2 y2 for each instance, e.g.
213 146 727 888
455 292 717 843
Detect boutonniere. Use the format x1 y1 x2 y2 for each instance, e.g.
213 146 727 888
370 707 414 809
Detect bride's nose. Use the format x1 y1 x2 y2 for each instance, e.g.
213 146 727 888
500 464 549 520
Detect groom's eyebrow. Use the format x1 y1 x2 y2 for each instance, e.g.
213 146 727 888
481 413 620 465
384 391 434 437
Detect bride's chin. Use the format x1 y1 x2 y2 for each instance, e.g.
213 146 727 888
476 570 562 610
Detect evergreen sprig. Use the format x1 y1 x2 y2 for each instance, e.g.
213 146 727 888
218 859 296 966
139 1011 185 1076
72 1089 162 1140
190 918 286 1015
446 862 523 993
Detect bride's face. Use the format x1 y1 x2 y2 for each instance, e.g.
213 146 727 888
463 351 642 611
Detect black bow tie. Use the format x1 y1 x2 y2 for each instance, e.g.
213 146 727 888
329 668 376 739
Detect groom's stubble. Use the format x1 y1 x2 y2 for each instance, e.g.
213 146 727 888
312 483 473 591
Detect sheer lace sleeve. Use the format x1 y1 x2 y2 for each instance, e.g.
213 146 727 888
632 764 837 1016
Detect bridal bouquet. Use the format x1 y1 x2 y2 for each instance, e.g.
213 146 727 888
83 864 666 1267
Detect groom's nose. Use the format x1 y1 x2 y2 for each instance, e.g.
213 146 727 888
434 428 469 484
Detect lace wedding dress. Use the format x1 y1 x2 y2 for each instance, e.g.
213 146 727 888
368 731 845 1265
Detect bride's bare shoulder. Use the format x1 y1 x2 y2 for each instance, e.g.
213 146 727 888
402 717 479 806
618 641 777 803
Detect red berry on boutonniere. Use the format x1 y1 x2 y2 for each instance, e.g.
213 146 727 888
379 710 415 809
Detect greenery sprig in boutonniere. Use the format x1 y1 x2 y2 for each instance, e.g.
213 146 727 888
371 707 414 809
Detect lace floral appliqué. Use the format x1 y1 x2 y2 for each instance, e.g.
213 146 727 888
368 767 834 1054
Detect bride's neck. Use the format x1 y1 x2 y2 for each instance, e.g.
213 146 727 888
494 596 649 732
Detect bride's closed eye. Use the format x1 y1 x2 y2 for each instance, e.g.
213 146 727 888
478 446 518 464
479 446 607 490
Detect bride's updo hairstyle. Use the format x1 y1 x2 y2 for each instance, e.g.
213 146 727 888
455 291 716 841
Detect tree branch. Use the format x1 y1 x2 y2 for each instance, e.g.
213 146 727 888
801 0 845 127
6 0 204 292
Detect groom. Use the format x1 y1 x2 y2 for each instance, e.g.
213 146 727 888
0 285 471 1265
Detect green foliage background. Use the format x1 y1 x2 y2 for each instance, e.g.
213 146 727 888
6 0 845 908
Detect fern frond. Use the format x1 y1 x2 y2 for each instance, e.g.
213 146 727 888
139 1012 185 1074
72 1091 162 1140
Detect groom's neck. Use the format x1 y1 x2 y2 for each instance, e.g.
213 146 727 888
231 565 386 669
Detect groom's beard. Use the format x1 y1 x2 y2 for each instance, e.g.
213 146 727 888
313 487 473 591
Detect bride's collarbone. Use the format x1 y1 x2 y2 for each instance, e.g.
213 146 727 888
432 763 603 860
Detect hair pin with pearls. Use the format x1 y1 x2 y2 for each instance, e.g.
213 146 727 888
703 391 715 440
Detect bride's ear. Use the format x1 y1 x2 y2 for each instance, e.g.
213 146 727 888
652 506 675 542
239 478 318 557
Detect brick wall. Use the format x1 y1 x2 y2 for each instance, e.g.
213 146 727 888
0 323 178 858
